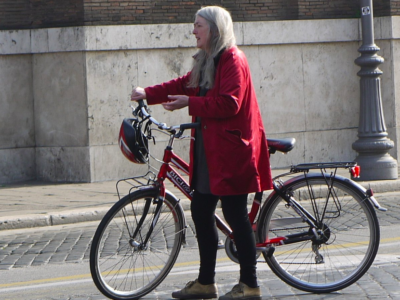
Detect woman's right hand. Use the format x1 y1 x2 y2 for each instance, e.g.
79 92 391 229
131 87 146 101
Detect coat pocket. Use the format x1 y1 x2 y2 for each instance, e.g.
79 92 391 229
225 129 252 146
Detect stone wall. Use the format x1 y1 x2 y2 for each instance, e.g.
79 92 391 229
1 17 400 183
3 0 400 30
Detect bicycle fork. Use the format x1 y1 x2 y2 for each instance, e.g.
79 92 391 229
128 196 165 250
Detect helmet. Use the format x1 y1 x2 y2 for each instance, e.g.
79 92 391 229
118 118 149 164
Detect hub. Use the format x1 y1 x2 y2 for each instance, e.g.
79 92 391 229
129 239 147 251
310 223 331 245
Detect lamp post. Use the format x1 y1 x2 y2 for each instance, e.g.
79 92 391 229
352 0 398 180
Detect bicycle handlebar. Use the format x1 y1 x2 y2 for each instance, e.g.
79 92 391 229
134 99 200 137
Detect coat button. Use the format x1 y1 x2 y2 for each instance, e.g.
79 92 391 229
204 125 207 129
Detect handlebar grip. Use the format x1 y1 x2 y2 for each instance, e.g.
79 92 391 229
175 122 200 138
180 122 200 131
137 99 145 108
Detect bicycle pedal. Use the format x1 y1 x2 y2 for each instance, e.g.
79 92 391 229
266 247 275 258
217 239 224 249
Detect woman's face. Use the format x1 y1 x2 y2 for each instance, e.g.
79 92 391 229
193 15 210 51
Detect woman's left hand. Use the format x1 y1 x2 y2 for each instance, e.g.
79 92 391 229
162 95 189 111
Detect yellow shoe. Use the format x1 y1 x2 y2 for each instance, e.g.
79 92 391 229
219 282 261 300
172 279 218 299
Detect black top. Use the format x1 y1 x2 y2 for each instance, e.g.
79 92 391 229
192 49 225 194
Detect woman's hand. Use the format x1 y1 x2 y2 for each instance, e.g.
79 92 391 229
131 87 146 101
162 95 189 111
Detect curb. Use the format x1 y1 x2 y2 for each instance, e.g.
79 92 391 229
352 179 400 195
0 179 399 231
0 207 110 231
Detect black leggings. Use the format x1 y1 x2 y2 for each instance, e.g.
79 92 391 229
190 191 258 288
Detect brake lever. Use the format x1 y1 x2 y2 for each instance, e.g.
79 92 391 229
177 135 195 141
130 105 141 117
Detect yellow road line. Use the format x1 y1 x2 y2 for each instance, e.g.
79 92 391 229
0 273 90 288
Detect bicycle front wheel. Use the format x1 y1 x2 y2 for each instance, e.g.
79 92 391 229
257 174 380 293
90 188 185 300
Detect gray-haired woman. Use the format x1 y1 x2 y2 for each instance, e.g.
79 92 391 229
131 6 272 300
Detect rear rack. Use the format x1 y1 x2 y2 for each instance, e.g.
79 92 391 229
290 161 360 179
291 162 357 173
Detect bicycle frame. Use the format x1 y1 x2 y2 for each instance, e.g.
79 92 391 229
158 144 236 239
155 133 289 251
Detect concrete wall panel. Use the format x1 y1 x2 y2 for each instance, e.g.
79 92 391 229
89 145 149 182
36 146 90 182
389 38 400 162
137 48 193 126
137 48 194 87
390 39 400 125
93 24 194 51
0 55 34 149
302 42 360 131
86 50 138 146
387 127 398 159
304 129 358 163
33 52 88 147
242 19 359 46
0 30 30 54
377 39 396 128
0 148 35 183
252 44 305 135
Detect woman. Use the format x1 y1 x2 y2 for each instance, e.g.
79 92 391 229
131 6 272 300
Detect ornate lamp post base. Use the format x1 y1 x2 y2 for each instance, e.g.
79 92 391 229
353 139 398 180
352 0 398 180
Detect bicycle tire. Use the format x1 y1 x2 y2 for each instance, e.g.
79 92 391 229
257 174 380 293
90 188 185 300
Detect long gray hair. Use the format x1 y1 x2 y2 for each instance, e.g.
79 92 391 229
188 6 236 89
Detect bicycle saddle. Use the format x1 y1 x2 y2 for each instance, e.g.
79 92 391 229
267 138 296 154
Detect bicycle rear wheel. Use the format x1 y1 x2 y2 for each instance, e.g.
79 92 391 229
257 174 380 293
90 188 185 300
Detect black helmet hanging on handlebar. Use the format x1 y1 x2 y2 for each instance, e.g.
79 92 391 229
118 118 149 164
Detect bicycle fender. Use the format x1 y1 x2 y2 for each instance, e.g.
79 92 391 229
341 177 387 212
135 186 188 243
267 173 387 212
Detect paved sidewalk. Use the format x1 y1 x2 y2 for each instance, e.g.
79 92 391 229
0 176 190 230
1 168 400 230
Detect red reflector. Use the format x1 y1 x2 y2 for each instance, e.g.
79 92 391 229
350 165 360 178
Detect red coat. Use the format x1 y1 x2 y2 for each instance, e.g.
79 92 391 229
145 46 273 195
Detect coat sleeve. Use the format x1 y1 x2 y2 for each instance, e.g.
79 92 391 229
188 49 249 119
145 72 196 105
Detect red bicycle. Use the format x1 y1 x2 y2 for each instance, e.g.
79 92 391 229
90 100 385 300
